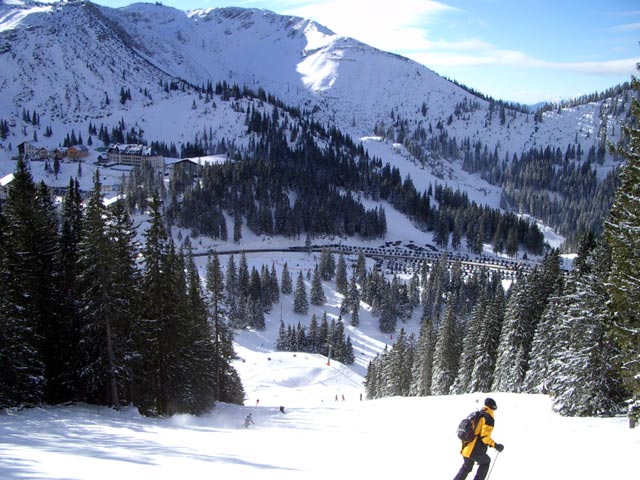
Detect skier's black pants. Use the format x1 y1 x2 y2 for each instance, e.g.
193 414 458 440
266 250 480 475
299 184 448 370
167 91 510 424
453 453 491 480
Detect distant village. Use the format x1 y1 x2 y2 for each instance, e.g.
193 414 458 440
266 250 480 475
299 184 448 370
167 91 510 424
1 141 211 200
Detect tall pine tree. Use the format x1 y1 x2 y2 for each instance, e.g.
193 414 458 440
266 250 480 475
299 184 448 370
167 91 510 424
0 159 55 406
605 74 640 426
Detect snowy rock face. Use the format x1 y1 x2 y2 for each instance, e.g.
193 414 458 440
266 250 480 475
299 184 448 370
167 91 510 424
0 1 628 169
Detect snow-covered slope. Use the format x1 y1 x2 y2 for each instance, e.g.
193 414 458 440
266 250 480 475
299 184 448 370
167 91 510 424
0 2 178 121
0 1 627 164
0 367 638 479
1 241 638 479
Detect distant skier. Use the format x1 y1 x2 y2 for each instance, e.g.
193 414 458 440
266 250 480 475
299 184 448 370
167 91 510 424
243 413 254 428
280 405 286 414
453 398 504 480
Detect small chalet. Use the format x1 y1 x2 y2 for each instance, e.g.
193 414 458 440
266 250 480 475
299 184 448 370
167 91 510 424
67 144 89 160
53 147 66 160
165 158 204 178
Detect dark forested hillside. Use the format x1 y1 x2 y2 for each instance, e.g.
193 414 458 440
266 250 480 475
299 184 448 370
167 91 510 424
113 84 546 256
0 3 632 247
365 78 640 426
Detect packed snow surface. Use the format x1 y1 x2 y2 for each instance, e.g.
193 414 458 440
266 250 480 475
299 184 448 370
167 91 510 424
1 347 637 479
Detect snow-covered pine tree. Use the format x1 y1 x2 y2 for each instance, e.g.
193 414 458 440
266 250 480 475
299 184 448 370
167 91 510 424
383 329 414 396
330 317 344 361
285 324 295 350
318 312 330 357
409 310 436 396
378 282 397 333
269 263 280 304
52 177 83 403
225 254 238 302
431 297 460 395
492 273 529 392
348 272 360 327
293 270 309 314
206 251 226 398
310 264 326 306
372 349 392 398
364 354 382 399
4 161 62 406
550 242 626 416
194 246 243 406
276 320 288 351
356 251 367 287
233 208 242 242
236 295 249 328
422 253 450 324
280 262 293 294
605 75 640 427
0 159 49 407
294 322 306 351
249 297 266 330
451 291 486 394
248 267 263 316
259 265 273 312
469 279 505 393
76 171 127 407
159 242 194 414
394 276 413 321
103 199 141 406
344 336 355 364
525 231 601 398
493 253 561 392
318 248 335 281
307 314 320 353
408 271 421 310
179 249 217 414
366 270 383 316
335 253 348 295
524 283 567 396
34 181 70 404
136 194 175 416
238 251 250 298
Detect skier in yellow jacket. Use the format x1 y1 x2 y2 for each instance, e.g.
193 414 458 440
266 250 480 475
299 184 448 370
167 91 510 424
453 398 504 480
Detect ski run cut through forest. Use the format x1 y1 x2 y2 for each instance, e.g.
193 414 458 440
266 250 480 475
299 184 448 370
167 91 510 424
1 364 639 479
1 3 640 479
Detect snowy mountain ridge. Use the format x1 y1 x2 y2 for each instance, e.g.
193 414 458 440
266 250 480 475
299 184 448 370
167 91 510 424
0 0 632 244
0 1 629 159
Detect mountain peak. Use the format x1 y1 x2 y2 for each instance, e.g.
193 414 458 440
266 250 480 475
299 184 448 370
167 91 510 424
0 2 626 183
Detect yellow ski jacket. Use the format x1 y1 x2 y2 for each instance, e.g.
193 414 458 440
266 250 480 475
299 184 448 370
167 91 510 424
460 406 497 458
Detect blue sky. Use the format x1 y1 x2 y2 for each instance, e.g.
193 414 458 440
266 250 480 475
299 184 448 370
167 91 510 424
91 0 640 104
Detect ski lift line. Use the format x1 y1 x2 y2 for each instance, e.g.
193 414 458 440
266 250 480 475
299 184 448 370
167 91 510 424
323 358 365 388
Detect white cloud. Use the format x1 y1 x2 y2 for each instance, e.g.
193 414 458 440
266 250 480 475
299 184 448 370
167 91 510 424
611 22 640 33
547 58 640 76
280 0 457 51
211 0 639 85
274 1 639 79
411 47 639 77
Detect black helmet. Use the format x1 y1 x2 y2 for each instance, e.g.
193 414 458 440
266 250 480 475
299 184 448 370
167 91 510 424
484 397 498 410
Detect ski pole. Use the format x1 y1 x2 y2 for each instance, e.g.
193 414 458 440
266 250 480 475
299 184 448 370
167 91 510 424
486 451 500 480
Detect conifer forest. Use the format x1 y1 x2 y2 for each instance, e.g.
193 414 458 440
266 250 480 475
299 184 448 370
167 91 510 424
1 74 638 429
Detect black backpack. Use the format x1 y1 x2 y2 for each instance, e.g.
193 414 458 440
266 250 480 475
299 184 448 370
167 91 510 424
456 410 483 444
